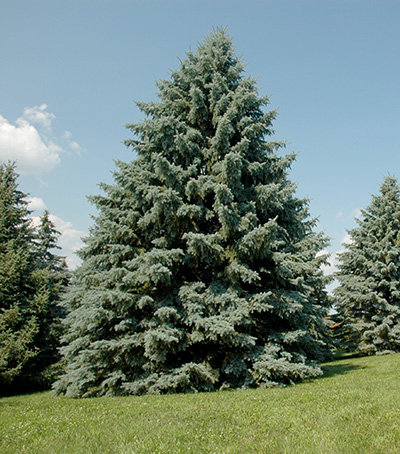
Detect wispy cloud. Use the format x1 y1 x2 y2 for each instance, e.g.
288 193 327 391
22 104 55 131
63 131 82 155
0 105 82 175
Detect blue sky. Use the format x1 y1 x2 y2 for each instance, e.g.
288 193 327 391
1 0 400 276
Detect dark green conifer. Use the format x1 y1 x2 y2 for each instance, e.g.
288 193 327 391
30 211 69 385
55 29 332 397
334 175 400 355
0 162 41 389
0 163 68 392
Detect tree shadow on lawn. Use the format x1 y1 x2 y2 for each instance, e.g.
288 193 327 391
318 362 365 380
0 386 50 400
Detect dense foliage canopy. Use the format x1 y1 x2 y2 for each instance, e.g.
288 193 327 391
55 29 332 397
334 175 400 355
0 162 68 393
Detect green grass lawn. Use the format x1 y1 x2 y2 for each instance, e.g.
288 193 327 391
1 353 400 454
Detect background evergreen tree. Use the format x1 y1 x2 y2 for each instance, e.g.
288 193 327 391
0 162 68 393
30 210 70 386
334 175 400 355
55 29 332 397
0 162 39 389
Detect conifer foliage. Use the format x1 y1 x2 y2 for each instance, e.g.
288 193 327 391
334 176 400 355
55 29 331 397
0 162 68 392
31 210 70 384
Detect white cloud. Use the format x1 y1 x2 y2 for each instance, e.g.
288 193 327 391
22 104 55 130
0 105 82 175
319 251 337 276
27 196 47 212
341 232 353 246
0 114 61 174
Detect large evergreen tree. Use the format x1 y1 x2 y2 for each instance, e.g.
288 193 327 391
334 175 400 355
55 29 332 397
0 163 68 392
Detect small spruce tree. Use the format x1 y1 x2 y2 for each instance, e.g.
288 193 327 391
334 175 400 355
54 29 332 397
31 211 69 385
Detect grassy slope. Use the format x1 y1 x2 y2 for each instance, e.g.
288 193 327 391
1 353 400 454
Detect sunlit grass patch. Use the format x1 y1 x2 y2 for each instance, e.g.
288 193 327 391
1 353 400 453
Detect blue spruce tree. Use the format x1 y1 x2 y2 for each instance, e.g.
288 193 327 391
54 29 332 397
334 175 400 355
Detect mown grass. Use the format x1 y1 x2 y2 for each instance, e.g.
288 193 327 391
1 353 400 454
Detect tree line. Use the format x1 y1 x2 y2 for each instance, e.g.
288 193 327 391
0 162 69 394
2 29 400 397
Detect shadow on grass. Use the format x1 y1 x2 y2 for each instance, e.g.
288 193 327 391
0 386 51 400
319 362 365 380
